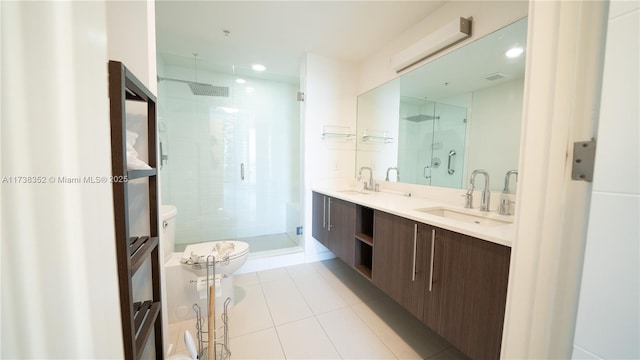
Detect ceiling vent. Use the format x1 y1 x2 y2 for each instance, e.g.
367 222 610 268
485 72 507 81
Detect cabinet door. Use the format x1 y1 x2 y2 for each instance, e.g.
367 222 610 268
372 211 427 319
311 192 328 246
426 228 511 360
327 197 356 267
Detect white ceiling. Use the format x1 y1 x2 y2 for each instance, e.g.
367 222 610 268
155 1 446 81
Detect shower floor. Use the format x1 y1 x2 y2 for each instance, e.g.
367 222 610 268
175 232 301 255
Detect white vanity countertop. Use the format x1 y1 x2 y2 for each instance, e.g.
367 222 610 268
313 186 515 247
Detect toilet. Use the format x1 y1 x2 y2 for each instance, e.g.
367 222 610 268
181 240 250 275
160 205 178 262
181 240 250 313
160 204 250 317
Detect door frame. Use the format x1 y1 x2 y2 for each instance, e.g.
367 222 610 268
502 1 608 358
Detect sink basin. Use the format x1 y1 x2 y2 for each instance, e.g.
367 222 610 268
337 190 369 195
415 208 511 227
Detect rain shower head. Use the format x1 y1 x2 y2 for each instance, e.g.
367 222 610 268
157 76 229 97
188 82 229 97
404 114 440 122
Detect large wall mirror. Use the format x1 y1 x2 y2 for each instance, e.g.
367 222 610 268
356 17 527 192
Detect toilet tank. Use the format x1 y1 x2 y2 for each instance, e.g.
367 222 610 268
160 205 178 262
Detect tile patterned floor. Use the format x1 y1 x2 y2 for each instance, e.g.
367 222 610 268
168 258 469 360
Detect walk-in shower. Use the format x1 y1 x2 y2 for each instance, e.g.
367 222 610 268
157 53 302 255
398 96 467 188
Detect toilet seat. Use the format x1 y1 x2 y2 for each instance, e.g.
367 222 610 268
181 240 250 265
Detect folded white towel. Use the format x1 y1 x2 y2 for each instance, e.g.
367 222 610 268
125 130 152 170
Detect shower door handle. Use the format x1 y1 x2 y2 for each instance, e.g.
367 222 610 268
447 150 456 175
160 141 168 169
423 166 431 179
240 163 245 180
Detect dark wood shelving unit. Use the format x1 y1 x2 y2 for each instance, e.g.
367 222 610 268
128 169 158 180
108 60 163 360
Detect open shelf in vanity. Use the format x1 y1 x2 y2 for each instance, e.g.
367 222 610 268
354 205 374 279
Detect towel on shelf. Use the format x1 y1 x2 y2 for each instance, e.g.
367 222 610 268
126 130 152 170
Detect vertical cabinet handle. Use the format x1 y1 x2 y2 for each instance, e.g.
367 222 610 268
322 196 326 229
327 198 332 231
428 229 436 292
412 223 418 282
240 163 245 180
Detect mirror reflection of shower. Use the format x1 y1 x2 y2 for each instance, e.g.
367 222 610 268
398 96 467 188
157 53 303 256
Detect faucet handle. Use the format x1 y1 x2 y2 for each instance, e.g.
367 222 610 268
498 198 515 215
462 193 473 208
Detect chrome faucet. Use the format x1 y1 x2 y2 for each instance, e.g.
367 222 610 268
502 170 518 194
358 166 375 191
498 170 518 215
385 167 400 182
468 169 491 211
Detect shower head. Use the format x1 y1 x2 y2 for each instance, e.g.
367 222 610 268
404 114 440 122
188 82 229 97
157 76 229 97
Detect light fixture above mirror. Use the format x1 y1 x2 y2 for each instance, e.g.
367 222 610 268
390 17 473 73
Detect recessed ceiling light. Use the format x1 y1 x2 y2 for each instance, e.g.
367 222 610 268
505 46 524 59
251 64 266 72
235 78 246 84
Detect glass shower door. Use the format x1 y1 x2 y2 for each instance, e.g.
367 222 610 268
429 103 467 188
397 97 467 188
231 72 301 252
158 56 301 253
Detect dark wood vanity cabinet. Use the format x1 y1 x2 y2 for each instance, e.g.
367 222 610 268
426 228 511 360
312 191 329 246
371 210 510 360
372 211 431 319
312 194 511 359
312 192 355 266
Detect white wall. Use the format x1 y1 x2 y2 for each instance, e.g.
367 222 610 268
1 2 123 358
302 53 358 260
572 1 640 358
